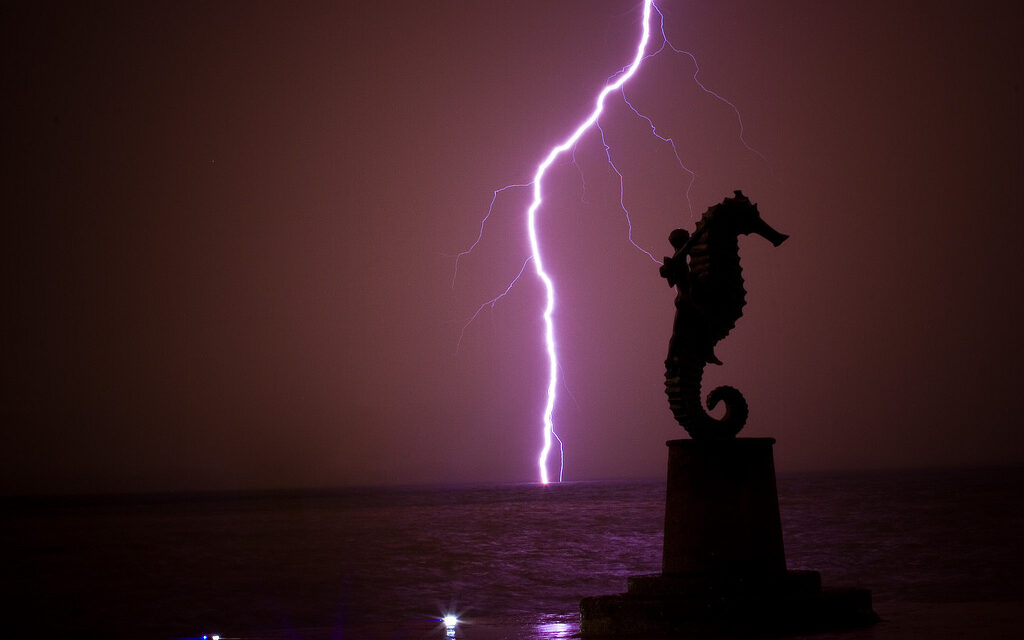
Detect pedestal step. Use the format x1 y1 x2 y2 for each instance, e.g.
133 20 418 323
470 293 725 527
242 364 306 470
627 569 821 598
580 575 877 637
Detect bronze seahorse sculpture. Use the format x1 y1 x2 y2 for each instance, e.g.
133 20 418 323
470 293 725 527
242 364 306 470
659 191 788 440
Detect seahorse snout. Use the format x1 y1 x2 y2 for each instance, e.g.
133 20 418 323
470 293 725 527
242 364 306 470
751 218 789 247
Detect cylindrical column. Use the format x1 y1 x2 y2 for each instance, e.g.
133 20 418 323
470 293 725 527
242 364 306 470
662 438 786 577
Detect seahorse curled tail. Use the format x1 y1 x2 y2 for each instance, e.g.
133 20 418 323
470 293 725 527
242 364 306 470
665 354 748 440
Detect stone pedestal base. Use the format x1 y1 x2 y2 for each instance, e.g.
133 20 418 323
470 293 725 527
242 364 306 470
580 570 877 636
579 438 877 636
662 438 786 577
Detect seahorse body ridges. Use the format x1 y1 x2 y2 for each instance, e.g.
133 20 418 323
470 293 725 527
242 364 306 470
660 191 787 440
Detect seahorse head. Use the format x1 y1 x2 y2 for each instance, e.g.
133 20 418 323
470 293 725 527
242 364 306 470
715 190 789 247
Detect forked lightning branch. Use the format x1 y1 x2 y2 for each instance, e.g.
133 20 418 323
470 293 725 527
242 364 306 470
453 0 763 484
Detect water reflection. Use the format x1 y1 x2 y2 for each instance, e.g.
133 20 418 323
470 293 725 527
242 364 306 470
533 619 575 639
428 612 578 639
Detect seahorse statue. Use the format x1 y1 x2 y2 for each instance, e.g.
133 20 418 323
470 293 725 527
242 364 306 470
659 191 788 440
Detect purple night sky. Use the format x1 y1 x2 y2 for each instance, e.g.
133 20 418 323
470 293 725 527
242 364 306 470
4 0 1023 495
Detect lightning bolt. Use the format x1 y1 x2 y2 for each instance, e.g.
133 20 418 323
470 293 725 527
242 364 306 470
526 0 656 485
453 0 764 485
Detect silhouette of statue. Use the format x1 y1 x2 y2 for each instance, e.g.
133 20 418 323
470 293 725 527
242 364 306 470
660 191 788 439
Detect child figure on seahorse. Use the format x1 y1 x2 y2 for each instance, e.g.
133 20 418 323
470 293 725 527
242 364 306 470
659 191 788 440
661 227 722 368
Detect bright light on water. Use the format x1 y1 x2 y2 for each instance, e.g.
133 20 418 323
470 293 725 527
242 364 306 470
442 614 459 638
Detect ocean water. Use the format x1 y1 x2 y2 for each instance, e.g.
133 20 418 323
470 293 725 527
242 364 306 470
3 466 1023 639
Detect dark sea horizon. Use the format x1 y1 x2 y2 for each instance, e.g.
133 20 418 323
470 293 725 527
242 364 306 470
4 465 1023 639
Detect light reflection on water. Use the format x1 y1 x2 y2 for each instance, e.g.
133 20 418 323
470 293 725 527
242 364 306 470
441 613 580 640
533 618 576 639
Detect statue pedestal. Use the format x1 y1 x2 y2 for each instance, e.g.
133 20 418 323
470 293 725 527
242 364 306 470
579 438 877 636
662 438 786 576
